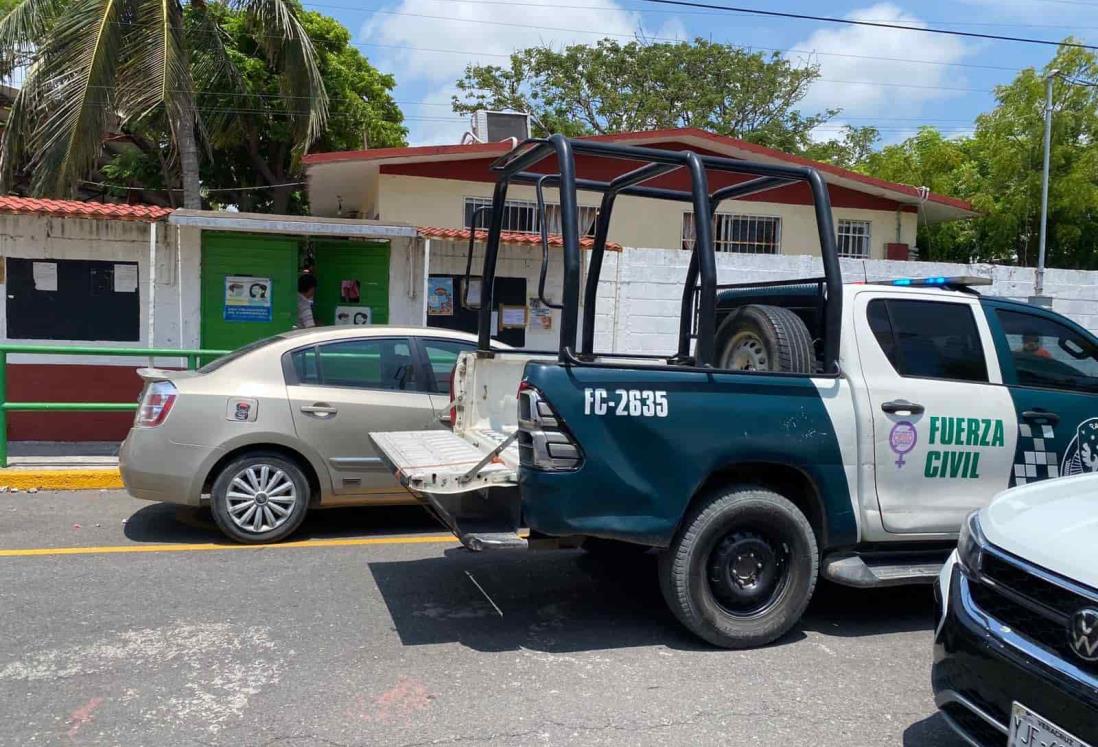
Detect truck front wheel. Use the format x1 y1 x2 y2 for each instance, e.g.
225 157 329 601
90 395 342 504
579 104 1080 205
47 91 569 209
658 486 818 649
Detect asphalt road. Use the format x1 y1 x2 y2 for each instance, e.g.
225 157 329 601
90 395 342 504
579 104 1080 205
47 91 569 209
0 490 965 746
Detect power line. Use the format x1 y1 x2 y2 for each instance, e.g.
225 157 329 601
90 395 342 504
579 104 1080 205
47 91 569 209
634 0 1098 50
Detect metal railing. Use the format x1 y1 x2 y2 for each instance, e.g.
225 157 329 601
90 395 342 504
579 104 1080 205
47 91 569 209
0 344 231 468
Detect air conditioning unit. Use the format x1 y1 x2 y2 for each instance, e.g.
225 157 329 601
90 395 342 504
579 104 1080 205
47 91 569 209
472 110 531 143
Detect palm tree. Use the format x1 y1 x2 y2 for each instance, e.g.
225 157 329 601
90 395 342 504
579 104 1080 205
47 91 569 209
0 0 327 208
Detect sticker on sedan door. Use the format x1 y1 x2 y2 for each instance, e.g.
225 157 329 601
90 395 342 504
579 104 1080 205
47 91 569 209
226 398 258 422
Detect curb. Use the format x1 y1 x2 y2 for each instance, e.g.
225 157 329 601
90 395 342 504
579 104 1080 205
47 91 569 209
0 468 124 491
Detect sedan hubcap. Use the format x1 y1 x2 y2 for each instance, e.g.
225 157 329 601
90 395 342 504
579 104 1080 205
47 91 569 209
226 465 297 534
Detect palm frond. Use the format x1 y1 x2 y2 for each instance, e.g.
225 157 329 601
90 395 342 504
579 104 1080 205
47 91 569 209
21 0 125 195
0 58 45 188
186 2 248 145
116 0 191 125
0 0 68 76
232 0 328 150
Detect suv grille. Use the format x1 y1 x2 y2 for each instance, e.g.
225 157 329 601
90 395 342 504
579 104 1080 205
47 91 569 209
970 550 1098 676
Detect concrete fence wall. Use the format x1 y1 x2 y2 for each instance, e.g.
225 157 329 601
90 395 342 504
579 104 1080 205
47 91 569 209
590 248 1098 355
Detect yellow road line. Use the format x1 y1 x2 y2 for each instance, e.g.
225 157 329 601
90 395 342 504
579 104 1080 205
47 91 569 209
0 534 456 558
0 468 123 491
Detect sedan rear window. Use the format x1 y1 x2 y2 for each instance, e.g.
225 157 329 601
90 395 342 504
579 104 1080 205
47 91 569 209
199 334 288 374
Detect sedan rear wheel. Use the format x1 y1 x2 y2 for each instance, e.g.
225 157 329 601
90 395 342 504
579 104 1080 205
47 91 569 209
211 452 310 544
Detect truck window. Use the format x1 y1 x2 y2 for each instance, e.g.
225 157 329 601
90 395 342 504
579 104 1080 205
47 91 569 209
867 299 988 383
996 309 1098 393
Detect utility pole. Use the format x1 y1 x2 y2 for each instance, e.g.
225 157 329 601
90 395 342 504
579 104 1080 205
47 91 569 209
1032 70 1057 306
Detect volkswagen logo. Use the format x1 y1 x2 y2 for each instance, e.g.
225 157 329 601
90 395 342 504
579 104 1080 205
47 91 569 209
1069 608 1098 662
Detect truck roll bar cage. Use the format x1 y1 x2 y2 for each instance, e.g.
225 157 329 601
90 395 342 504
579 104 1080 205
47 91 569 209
475 133 842 371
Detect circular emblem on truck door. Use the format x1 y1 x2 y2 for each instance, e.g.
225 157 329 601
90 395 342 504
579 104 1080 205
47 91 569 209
1069 608 1098 662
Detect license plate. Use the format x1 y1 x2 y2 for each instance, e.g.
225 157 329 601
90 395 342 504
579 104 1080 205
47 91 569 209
1009 703 1091 747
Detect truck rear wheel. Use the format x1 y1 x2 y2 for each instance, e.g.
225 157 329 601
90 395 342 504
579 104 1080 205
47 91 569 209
658 485 818 649
715 304 813 373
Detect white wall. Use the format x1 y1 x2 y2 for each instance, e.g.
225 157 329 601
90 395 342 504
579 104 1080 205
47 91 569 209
590 248 1098 355
0 214 201 366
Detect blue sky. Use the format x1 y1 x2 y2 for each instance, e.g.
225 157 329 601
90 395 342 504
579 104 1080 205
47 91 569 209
308 0 1097 147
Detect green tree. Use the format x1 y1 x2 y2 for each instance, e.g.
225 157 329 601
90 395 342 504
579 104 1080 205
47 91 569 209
861 41 1098 268
453 38 876 157
0 0 328 209
103 6 405 212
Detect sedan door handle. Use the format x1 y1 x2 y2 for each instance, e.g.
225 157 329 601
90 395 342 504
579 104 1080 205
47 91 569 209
1022 409 1060 425
300 403 338 416
881 399 925 416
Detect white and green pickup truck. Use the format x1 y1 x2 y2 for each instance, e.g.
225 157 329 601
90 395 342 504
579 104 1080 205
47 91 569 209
371 135 1098 649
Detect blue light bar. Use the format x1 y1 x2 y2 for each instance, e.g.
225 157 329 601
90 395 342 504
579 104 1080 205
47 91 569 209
886 275 992 289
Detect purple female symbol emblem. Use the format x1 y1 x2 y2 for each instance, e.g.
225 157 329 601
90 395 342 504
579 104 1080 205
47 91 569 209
889 421 918 468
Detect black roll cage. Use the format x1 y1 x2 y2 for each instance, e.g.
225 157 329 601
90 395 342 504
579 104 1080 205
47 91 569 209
474 133 842 372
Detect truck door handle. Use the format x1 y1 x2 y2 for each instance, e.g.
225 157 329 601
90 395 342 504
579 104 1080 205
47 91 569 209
1022 409 1060 425
881 399 925 415
300 403 338 417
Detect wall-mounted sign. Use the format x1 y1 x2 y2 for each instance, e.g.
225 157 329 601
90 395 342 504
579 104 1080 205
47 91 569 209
335 306 372 326
462 277 482 309
499 304 527 330
32 261 57 291
224 275 273 322
427 276 454 317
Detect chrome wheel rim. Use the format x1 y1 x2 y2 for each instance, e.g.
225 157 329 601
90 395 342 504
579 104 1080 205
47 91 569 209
722 332 770 371
225 464 297 534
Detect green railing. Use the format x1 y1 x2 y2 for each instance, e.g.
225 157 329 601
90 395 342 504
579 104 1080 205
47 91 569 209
0 344 231 468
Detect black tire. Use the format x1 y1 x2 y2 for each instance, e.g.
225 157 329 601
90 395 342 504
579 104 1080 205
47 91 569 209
715 304 813 373
210 452 311 544
658 485 818 649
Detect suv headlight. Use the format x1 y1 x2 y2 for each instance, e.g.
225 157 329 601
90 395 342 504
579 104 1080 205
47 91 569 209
957 511 985 573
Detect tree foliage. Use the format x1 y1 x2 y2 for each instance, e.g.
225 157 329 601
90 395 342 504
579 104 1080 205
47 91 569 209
0 0 331 208
453 38 875 157
861 43 1098 269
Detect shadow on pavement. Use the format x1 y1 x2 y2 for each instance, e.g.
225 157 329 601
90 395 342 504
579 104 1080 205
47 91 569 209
122 501 442 544
368 548 938 654
903 713 967 746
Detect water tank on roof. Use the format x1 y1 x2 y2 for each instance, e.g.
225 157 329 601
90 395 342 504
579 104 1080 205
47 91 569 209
472 110 531 143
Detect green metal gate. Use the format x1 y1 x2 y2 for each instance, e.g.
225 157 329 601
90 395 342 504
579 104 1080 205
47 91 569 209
310 240 390 328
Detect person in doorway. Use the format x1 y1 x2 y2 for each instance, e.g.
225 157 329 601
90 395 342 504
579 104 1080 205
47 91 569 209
297 274 317 328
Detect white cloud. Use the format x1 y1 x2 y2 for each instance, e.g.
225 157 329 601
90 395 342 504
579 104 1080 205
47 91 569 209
790 3 971 126
361 0 686 144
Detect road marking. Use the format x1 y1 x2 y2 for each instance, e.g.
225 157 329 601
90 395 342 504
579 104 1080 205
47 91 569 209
0 534 456 558
0 468 123 491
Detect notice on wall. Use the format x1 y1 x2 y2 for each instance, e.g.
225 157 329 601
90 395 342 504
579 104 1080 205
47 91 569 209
528 297 553 330
224 275 273 322
462 277 482 308
335 305 372 326
499 304 527 329
427 276 454 316
113 264 138 293
32 261 57 291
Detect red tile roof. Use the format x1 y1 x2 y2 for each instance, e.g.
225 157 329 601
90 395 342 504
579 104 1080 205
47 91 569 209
305 127 974 215
0 196 173 222
418 225 622 251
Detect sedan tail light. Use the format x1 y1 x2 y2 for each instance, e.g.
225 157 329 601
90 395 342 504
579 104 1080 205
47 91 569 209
135 381 177 427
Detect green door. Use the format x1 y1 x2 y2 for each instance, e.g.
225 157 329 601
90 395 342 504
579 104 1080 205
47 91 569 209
200 233 298 350
311 240 390 328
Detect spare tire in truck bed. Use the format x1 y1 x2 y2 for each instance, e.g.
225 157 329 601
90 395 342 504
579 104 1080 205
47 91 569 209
714 304 814 373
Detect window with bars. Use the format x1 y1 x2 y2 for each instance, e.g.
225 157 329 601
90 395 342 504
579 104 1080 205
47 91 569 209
463 197 598 237
681 213 782 254
837 219 872 258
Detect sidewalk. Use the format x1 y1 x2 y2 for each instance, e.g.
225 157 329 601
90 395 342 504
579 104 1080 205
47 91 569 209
1 442 123 490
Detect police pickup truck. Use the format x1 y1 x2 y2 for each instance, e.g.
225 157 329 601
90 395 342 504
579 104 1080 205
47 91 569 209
371 135 1098 649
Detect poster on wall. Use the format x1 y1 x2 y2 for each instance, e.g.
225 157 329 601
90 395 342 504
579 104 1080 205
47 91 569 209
499 304 527 330
528 298 553 330
335 306 372 326
32 261 57 291
461 277 482 309
224 275 273 322
427 276 454 316
340 279 361 303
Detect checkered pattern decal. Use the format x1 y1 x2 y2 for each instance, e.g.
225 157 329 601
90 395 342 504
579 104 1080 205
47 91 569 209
1013 423 1058 486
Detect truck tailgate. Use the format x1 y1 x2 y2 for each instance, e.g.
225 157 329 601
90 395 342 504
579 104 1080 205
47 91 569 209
370 429 518 494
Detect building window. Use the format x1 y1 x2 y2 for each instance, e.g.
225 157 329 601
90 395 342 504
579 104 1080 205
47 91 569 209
682 213 782 254
837 219 872 258
464 197 598 237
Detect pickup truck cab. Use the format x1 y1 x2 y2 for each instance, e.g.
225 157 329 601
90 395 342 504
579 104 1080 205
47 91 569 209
371 135 1098 649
